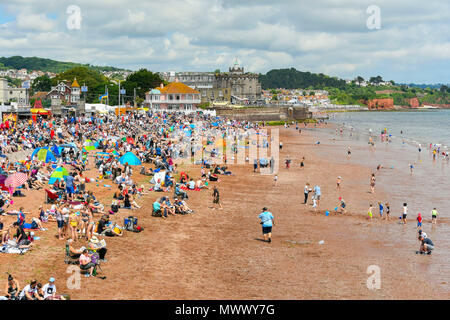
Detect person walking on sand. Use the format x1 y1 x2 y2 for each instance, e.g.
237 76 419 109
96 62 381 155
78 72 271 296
300 157 305 169
402 203 408 224
370 173 376 193
304 183 311 204
385 202 390 221
367 204 373 220
336 176 342 190
212 186 222 210
273 175 278 187
431 207 439 224
285 156 291 169
258 207 274 243
347 146 351 158
378 202 384 219
409 163 414 174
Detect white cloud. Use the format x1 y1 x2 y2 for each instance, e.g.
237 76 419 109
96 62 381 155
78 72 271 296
0 0 448 83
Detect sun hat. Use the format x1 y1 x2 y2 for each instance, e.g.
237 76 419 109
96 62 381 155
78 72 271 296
49 277 55 283
90 236 99 244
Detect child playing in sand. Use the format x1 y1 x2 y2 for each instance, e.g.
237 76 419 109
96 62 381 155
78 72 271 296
312 197 317 212
367 204 373 220
417 213 422 230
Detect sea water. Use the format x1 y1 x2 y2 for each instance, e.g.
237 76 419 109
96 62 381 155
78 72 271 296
305 111 450 293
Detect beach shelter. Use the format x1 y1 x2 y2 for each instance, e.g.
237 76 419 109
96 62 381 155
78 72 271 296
31 148 57 163
119 152 141 166
83 140 96 151
48 167 69 185
41 145 60 157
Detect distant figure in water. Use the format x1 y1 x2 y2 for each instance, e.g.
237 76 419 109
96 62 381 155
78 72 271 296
418 144 422 152
400 130 403 135
409 163 414 174
347 146 351 158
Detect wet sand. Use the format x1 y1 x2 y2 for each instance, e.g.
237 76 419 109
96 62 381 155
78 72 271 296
0 125 448 299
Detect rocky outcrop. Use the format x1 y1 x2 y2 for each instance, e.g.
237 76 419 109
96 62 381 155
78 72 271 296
367 98 394 110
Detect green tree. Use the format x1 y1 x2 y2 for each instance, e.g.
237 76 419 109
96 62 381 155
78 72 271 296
32 75 52 92
122 69 163 103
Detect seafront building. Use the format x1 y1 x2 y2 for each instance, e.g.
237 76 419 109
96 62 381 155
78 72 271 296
144 81 201 112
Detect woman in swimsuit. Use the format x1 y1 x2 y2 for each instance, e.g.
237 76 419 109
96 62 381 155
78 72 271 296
370 174 376 193
4 274 20 300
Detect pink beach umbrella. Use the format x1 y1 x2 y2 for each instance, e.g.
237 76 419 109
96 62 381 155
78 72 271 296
5 172 28 188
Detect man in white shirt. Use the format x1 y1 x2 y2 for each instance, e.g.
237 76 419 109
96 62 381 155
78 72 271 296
19 280 37 300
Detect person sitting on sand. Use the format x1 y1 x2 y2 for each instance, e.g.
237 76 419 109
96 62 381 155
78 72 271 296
152 199 162 217
2 274 20 300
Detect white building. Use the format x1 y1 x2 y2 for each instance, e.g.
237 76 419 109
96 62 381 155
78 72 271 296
0 78 27 104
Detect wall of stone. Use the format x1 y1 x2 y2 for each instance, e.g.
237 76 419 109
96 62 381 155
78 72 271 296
215 106 311 121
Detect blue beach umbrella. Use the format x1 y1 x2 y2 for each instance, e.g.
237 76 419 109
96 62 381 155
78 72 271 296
119 152 142 166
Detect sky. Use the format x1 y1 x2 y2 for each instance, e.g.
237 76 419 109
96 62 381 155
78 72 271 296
0 0 449 83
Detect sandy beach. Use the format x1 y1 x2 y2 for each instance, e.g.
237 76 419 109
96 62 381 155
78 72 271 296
1 124 448 299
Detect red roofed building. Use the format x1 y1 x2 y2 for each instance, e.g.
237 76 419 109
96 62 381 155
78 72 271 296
145 80 201 111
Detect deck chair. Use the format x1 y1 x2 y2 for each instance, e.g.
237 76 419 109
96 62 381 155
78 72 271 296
64 245 79 265
45 189 59 204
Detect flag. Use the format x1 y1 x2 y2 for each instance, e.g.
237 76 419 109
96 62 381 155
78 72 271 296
99 91 108 102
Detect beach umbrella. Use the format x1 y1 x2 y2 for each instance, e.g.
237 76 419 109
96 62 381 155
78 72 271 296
119 152 142 166
5 172 28 188
48 167 69 185
83 139 96 151
32 148 57 163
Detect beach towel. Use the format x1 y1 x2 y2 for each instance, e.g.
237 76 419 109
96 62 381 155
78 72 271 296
179 186 201 191
0 244 29 254
23 222 38 230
